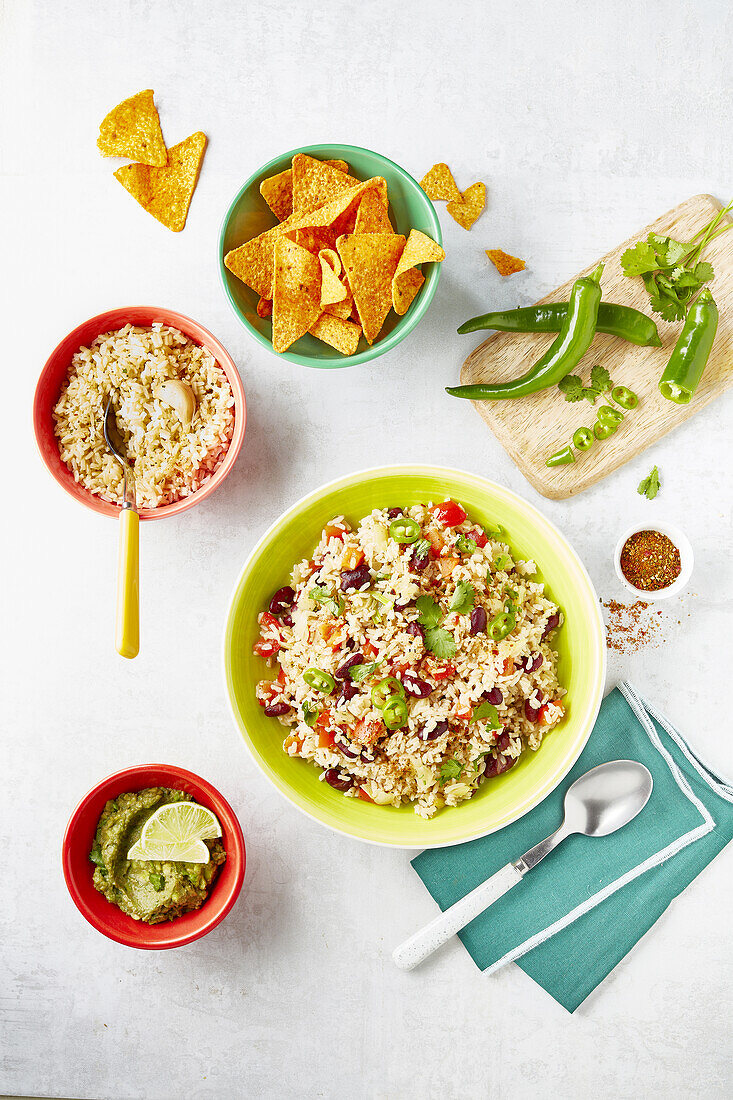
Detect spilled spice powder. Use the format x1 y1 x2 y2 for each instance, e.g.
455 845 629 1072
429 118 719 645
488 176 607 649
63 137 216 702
603 598 663 653
620 530 681 591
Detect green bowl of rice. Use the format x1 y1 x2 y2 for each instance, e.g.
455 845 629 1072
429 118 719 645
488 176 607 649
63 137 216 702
223 466 605 848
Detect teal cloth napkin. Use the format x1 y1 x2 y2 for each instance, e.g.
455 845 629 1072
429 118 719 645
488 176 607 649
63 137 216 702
412 682 733 1012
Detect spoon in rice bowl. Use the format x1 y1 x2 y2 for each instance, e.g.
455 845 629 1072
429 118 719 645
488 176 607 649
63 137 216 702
103 396 139 659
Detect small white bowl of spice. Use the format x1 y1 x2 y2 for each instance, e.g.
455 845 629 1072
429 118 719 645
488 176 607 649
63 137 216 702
614 521 693 601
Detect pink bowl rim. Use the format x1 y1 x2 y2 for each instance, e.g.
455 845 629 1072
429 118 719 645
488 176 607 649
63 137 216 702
62 763 246 949
32 306 247 521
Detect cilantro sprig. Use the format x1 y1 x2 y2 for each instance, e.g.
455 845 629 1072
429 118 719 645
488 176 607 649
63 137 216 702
637 465 661 500
416 595 457 659
148 872 165 892
439 759 463 786
558 364 612 404
449 582 475 615
621 201 732 321
309 585 344 618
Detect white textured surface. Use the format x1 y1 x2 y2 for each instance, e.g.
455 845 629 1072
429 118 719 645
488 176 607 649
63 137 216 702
2 1 732 1097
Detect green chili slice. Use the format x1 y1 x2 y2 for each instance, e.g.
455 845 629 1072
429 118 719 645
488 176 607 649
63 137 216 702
593 420 617 440
546 445 576 468
488 610 516 641
597 404 624 425
389 516 421 544
382 694 409 730
659 288 719 404
371 677 405 708
303 667 335 693
572 427 594 451
611 385 638 410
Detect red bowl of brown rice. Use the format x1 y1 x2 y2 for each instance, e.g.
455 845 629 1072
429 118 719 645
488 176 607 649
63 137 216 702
33 306 246 519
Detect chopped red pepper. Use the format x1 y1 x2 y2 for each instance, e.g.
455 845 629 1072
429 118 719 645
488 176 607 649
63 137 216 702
430 500 467 528
253 638 280 659
357 787 374 803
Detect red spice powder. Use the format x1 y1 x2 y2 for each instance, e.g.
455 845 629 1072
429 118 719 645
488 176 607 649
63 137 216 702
603 598 662 653
620 530 681 591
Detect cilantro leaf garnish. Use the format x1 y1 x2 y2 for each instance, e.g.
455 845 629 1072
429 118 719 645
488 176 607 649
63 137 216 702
413 538 431 559
416 594 442 629
349 660 382 682
620 241 658 277
559 364 613 405
557 375 586 403
302 702 318 727
492 552 512 572
89 842 105 867
424 627 457 659
439 758 463 785
482 522 505 539
309 585 343 618
149 872 166 892
637 465 661 500
472 701 500 728
449 581 475 615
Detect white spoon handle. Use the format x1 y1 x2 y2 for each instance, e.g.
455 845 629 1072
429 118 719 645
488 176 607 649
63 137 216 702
392 862 524 971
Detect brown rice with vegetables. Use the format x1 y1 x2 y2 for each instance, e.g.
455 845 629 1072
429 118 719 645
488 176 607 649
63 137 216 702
53 323 235 509
254 499 565 818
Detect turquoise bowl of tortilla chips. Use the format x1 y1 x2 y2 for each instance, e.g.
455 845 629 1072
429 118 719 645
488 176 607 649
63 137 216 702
218 144 443 368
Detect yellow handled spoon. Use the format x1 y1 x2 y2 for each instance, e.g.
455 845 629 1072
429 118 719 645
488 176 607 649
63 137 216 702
103 397 139 659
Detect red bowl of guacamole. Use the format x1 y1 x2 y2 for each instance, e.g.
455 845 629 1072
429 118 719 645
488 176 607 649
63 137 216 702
62 764 246 949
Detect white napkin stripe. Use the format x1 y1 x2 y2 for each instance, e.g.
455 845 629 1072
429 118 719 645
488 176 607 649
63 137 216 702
481 681 720 978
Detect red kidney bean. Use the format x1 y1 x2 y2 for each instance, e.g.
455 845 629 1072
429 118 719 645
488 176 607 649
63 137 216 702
269 586 295 616
485 753 518 778
340 563 372 592
517 653 543 674
542 612 560 639
470 606 487 635
406 621 425 642
419 719 449 742
411 548 430 572
281 612 294 628
343 638 355 652
524 698 543 722
497 732 512 752
403 672 433 698
264 701 291 718
387 508 403 519
482 687 503 706
336 738 360 759
323 769 354 791
394 598 416 612
336 652 364 680
336 681 358 706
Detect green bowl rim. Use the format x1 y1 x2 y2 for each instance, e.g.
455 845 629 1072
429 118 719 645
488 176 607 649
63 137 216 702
222 465 607 848
217 143 443 369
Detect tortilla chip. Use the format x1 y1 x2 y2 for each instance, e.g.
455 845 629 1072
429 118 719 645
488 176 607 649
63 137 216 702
224 222 289 298
486 249 526 276
391 229 444 314
260 159 351 222
310 314 362 356
319 254 348 306
325 296 353 320
446 181 486 230
295 227 338 255
354 189 393 234
337 232 406 344
291 154 361 216
272 238 322 353
113 132 206 232
419 162 461 202
97 89 167 167
319 248 341 277
256 297 272 318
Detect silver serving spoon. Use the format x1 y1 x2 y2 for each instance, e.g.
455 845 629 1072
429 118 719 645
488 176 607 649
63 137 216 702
103 397 139 659
393 759 653 971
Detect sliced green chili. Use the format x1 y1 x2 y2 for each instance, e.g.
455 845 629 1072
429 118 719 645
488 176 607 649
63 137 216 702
546 445 576 467
611 385 638 410
488 610 516 641
597 404 624 425
382 695 409 730
593 420 617 440
446 264 604 401
457 302 661 347
371 677 405 708
659 288 719 404
572 427 594 451
389 516 421 544
303 667 335 693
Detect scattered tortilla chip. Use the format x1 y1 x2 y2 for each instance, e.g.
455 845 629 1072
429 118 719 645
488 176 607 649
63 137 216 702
391 229 445 314
319 254 348 307
260 159 351 221
310 314 362 356
419 163 461 203
291 154 361 216
97 89 167 167
272 238 322 353
486 249 526 276
337 232 406 344
354 189 392 234
446 181 486 231
113 131 206 232
256 297 272 318
319 248 341 277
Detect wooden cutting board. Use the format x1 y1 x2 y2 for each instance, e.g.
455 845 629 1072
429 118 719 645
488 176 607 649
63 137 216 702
460 194 733 499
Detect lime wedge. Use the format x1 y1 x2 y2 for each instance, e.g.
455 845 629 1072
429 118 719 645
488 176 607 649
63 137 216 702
126 801 222 863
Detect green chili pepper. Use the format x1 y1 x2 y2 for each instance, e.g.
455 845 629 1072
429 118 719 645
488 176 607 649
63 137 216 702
456 302 661 347
303 667 335 693
488 610 516 641
382 695 409 730
593 420 617 440
572 427 594 451
597 404 624 425
371 677 405 708
546 445 576 468
446 264 604 401
659 289 719 404
611 385 638 410
389 516 421 544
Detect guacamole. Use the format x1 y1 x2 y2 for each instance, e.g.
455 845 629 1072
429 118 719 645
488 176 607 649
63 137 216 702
90 787 226 924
